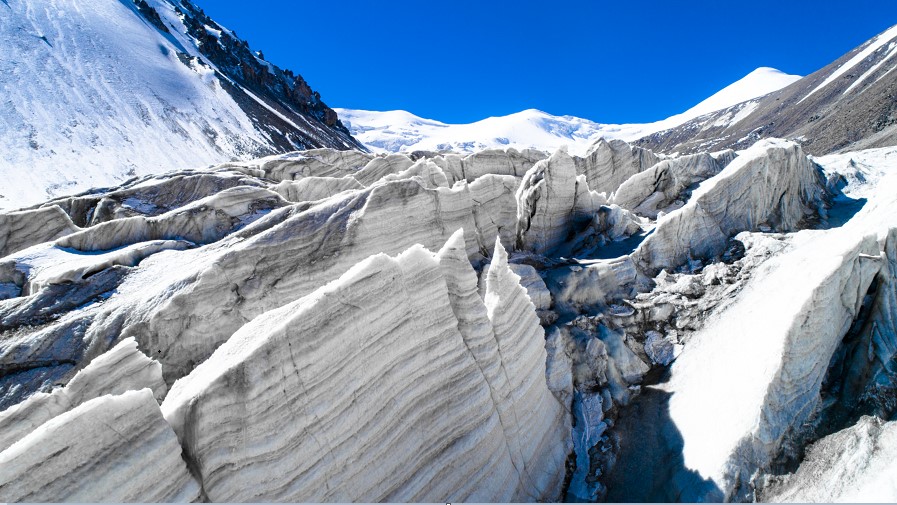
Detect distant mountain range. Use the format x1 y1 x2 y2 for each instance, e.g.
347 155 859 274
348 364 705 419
336 67 801 154
3 0 894 213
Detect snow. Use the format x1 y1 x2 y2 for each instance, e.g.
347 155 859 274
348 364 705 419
800 23 897 103
710 100 759 128
666 67 799 123
337 67 800 155
626 144 897 500
0 0 310 212
337 108 610 155
843 40 897 95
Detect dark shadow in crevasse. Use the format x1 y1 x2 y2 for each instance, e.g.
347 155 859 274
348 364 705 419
602 367 723 503
823 194 866 229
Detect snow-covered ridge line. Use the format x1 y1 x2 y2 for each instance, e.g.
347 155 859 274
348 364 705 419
800 24 897 103
337 67 800 155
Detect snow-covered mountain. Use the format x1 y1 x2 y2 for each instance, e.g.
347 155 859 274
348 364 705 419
0 0 362 211
638 24 897 155
337 67 800 154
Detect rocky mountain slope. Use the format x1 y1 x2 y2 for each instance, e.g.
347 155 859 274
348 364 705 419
336 67 800 155
636 24 897 156
0 0 363 211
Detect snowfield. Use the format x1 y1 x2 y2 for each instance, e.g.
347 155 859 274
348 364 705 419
0 0 356 212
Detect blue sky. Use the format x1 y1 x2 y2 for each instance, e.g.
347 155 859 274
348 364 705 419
196 0 896 123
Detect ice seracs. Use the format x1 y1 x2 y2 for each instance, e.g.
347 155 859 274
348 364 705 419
515 150 580 254
760 416 897 502
611 151 729 218
0 337 166 453
662 225 881 500
0 206 79 257
632 139 829 275
0 135 893 502
161 234 569 502
0 388 200 502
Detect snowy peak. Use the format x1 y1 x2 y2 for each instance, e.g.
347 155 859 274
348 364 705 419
677 67 801 122
337 67 800 155
336 108 610 154
638 24 897 155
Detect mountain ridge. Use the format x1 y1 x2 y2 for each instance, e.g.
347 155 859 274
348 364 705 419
337 67 800 155
0 0 363 211
635 24 897 155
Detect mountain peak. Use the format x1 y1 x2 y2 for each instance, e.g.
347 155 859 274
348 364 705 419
673 66 802 123
337 68 801 155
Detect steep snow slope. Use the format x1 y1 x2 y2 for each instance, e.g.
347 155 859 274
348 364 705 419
0 0 360 211
630 67 801 139
337 67 799 154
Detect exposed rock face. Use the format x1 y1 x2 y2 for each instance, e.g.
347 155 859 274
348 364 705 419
161 234 570 502
0 388 200 502
633 139 828 275
171 0 351 133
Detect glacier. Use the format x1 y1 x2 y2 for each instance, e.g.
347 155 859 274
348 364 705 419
0 133 893 502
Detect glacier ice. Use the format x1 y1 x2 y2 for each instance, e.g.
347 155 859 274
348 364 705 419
0 388 200 502
161 234 569 502
0 136 892 502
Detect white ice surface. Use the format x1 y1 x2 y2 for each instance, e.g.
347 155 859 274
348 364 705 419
655 145 897 499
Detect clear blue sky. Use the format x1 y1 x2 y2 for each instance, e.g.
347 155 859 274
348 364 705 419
195 0 896 123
